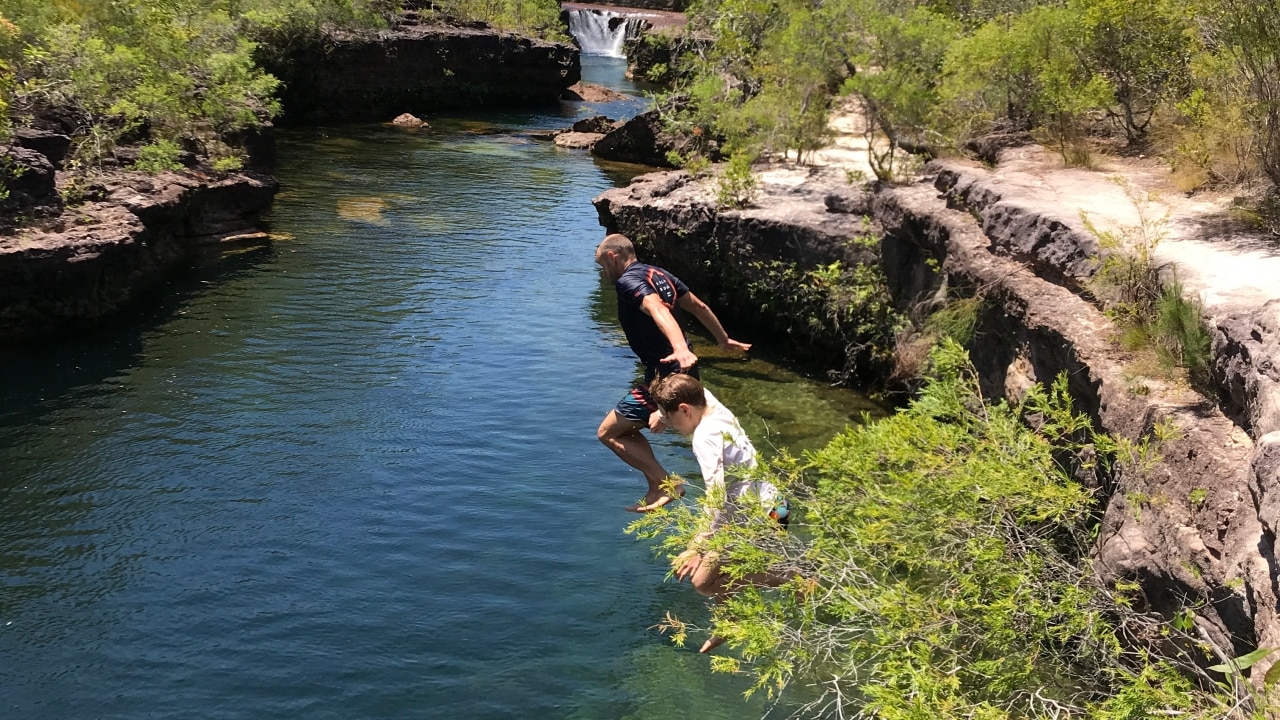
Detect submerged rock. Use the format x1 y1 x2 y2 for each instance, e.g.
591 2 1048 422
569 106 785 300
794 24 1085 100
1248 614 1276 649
561 82 627 103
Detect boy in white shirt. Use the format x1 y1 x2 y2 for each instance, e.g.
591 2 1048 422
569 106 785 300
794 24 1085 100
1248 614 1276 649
649 373 789 652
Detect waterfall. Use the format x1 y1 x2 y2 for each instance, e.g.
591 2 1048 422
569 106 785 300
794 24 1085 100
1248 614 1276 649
566 9 649 58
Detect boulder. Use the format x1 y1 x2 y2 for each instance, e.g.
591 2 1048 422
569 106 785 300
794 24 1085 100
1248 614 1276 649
554 131 604 149
1 146 60 215
591 109 694 167
13 128 72 169
1215 300 1280 438
571 115 616 134
391 113 429 128
561 82 627 103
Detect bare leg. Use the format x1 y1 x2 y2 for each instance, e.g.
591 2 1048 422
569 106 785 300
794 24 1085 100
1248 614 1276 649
691 556 784 653
597 410 684 511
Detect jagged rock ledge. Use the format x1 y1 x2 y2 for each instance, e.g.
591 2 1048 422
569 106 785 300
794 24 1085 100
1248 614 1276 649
594 162 1280 665
0 171 278 341
261 22 580 124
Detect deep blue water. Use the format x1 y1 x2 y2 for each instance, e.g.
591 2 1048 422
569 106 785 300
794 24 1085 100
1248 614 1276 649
0 57 879 719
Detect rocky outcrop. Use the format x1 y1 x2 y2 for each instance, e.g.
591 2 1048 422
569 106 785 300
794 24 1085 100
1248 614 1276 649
569 0 691 12
1216 302 1280 438
0 171 277 340
13 128 72 170
555 131 605 149
1 146 61 217
591 109 719 167
562 82 627 102
261 22 580 124
594 165 878 373
595 158 1280 666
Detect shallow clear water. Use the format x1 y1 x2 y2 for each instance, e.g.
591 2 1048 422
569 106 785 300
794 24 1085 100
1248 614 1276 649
0 59 880 719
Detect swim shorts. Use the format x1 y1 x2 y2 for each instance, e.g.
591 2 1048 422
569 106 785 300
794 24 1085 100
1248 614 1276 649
613 364 700 425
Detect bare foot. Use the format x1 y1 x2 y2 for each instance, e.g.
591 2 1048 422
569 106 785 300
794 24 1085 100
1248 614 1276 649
625 483 686 513
699 635 727 653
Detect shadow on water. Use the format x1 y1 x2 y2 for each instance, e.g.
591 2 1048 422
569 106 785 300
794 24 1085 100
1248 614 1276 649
0 245 276 431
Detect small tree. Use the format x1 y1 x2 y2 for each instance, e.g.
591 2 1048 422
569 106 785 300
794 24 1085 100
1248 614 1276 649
1070 0 1196 146
1210 0 1280 187
844 2 960 178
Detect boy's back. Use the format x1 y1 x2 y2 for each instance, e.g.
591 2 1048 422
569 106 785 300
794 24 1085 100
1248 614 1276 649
690 395 779 522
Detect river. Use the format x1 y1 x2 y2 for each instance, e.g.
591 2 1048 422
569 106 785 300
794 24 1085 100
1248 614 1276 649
0 57 880 719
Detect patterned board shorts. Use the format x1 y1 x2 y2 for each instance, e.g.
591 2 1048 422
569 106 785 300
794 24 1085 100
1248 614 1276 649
613 364 700 425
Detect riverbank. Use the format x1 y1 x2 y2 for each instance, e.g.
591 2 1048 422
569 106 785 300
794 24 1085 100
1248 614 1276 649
594 105 1280 669
0 17 583 342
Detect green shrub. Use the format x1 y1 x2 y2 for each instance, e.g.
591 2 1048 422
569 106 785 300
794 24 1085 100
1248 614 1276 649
212 154 245 173
132 139 184 173
715 151 757 208
631 340 1242 719
741 257 905 384
1153 280 1212 383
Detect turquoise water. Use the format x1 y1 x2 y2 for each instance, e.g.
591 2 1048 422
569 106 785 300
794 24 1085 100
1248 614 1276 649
0 58 880 719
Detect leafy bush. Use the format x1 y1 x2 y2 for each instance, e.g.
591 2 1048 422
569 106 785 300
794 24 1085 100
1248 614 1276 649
715 151 757 208
632 340 1246 719
742 257 905 384
845 3 959 177
132 139 184 172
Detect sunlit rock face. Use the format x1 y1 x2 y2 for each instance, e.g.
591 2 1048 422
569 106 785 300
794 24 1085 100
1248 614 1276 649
260 23 580 124
0 172 278 340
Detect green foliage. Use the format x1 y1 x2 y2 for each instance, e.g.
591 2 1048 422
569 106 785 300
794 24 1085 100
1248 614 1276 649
132 139 184 172
845 2 959 178
0 0 564 176
1083 180 1212 386
427 0 566 40
4 1 302 168
923 294 983 345
635 341 1250 719
940 5 1113 165
1153 280 1212 384
0 15 19 143
715 151 758 208
1070 0 1195 145
666 149 710 177
211 154 245 173
1210 0 1280 186
742 257 906 383
662 0 848 163
657 0 1280 193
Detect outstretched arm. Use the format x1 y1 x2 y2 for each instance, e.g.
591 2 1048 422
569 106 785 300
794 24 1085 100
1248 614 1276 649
677 292 751 353
641 293 698 370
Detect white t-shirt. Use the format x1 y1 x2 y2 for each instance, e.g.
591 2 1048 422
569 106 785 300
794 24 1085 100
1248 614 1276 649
691 393 778 529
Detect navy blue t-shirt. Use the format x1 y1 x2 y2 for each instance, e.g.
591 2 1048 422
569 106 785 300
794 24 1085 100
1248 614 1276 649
615 262 693 379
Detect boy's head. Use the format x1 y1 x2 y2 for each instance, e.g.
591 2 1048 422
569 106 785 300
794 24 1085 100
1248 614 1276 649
650 373 707 436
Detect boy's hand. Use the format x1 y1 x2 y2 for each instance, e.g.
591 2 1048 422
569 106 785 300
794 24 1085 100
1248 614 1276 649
649 413 667 434
674 550 702 581
718 338 751 353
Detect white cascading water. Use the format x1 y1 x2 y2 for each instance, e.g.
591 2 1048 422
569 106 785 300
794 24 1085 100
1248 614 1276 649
566 9 649 58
